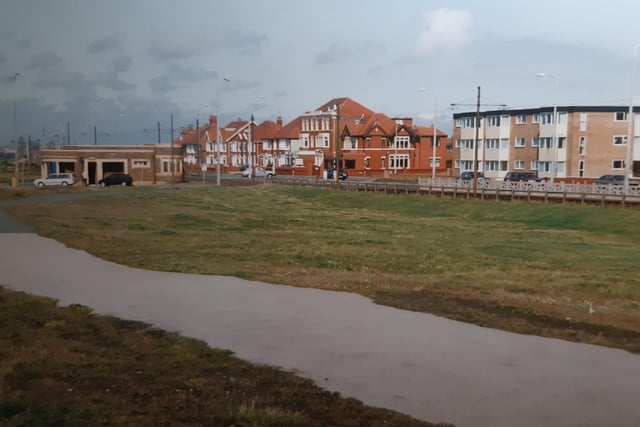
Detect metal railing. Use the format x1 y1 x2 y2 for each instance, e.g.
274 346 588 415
267 176 640 207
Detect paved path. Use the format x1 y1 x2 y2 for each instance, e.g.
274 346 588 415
1 202 639 426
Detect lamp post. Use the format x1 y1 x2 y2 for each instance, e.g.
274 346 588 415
330 103 341 185
10 72 20 186
625 45 640 188
216 77 230 185
418 88 439 181
536 72 559 183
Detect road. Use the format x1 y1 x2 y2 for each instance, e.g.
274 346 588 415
1 194 639 427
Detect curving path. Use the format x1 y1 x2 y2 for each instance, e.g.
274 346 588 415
1 199 639 427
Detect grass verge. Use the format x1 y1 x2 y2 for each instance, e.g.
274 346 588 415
0 288 448 426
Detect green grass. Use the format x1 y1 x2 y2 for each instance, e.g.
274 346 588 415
7 184 640 351
0 288 444 426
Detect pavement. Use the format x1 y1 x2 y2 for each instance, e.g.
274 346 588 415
1 195 639 427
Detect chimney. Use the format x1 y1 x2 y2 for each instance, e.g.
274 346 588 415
277 116 283 128
209 115 217 126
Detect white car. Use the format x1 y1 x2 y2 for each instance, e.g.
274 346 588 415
33 173 77 187
242 167 275 178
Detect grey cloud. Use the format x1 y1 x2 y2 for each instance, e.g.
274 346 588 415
87 33 123 54
112 55 132 73
167 64 217 82
273 90 286 98
95 71 135 91
148 39 198 61
18 37 31 49
149 64 218 92
220 29 267 55
0 53 7 66
218 79 260 93
26 51 63 69
150 75 176 92
314 41 386 66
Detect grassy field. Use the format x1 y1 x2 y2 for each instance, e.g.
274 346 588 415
0 288 444 426
5 183 640 353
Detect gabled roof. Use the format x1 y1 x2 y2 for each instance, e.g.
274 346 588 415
276 117 301 139
413 125 447 138
254 120 280 140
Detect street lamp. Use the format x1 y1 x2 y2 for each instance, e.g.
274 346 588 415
330 103 341 185
625 45 640 188
419 88 438 180
536 72 559 183
10 72 20 186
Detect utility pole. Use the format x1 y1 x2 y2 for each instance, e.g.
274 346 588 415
170 113 175 185
157 120 161 143
94 125 97 145
67 121 70 147
335 103 341 185
473 86 481 193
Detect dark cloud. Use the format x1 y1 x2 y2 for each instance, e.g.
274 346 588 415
87 33 123 54
314 41 386 66
26 51 63 69
148 39 198 61
220 29 267 55
18 36 30 49
150 75 176 92
149 64 218 92
96 71 135 91
112 55 132 73
167 64 217 82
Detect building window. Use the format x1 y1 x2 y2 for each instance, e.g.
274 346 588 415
381 157 385 169
580 112 587 131
612 160 625 169
364 156 370 169
533 137 552 149
516 115 526 124
393 135 410 149
532 114 540 124
366 137 371 148
514 160 525 169
381 137 387 147
615 111 628 121
487 116 500 127
349 137 357 149
535 161 551 172
389 154 410 170
162 158 181 173
429 157 441 168
133 160 149 168
541 113 554 124
613 136 627 145
486 139 500 149
578 160 585 177
579 136 586 155
515 137 526 147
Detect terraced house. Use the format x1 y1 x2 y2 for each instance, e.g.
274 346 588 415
452 106 640 181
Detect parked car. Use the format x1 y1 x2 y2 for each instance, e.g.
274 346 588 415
243 167 275 178
99 173 134 187
326 169 348 180
595 175 639 186
33 172 77 187
456 171 487 182
504 172 543 182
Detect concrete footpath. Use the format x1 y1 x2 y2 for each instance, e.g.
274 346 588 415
1 227 639 426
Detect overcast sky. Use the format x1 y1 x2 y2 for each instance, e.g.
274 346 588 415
1 0 640 146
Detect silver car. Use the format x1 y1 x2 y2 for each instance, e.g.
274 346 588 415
33 173 77 187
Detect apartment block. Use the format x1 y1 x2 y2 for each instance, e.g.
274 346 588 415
452 106 639 181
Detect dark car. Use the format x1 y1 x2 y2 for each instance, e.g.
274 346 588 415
326 169 348 180
99 173 134 187
504 172 542 182
595 175 638 186
456 171 487 182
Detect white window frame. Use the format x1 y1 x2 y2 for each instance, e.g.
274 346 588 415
612 160 625 169
514 160 525 170
515 115 526 124
613 135 627 145
515 137 526 147
615 111 628 121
